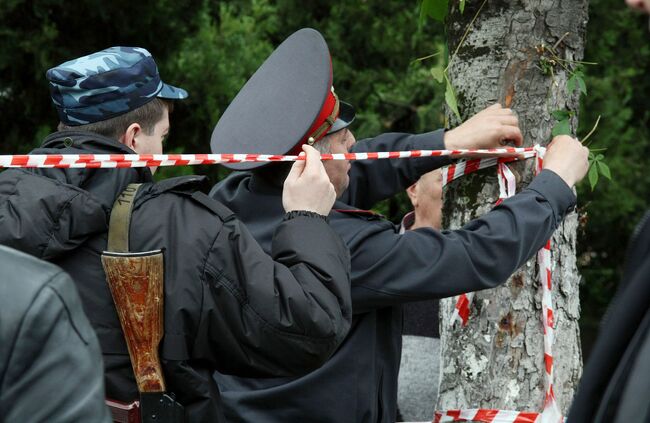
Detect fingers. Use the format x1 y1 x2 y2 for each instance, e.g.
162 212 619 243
480 104 520 126
543 135 589 187
301 144 325 177
499 114 519 127
500 125 524 146
549 135 574 146
286 151 307 182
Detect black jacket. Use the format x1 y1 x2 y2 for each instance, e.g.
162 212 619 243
0 131 352 422
210 130 577 423
567 212 650 423
0 245 111 423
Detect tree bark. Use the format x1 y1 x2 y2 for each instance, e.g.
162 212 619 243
438 0 588 416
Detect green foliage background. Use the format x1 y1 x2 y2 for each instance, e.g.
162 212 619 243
0 0 648 357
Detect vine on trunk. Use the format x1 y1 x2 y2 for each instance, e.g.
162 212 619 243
420 0 610 190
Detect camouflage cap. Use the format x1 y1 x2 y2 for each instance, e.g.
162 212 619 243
46 46 188 126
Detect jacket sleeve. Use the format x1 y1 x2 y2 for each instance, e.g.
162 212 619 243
340 129 450 209
345 170 576 313
1 267 111 422
199 214 352 377
0 169 108 260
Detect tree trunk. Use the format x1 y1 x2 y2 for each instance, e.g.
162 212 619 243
438 0 588 416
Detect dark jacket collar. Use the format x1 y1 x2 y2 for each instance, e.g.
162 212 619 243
30 130 153 195
0 131 153 260
39 130 137 155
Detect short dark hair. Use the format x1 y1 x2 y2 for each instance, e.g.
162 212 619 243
57 98 173 140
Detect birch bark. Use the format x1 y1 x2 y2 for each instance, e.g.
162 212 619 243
438 0 588 415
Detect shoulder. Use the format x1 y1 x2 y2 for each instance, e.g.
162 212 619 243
136 176 234 222
209 171 257 208
0 246 65 309
330 204 397 241
332 206 385 221
0 246 87 361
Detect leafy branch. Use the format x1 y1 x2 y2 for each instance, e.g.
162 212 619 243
422 0 487 121
588 151 611 191
538 35 609 190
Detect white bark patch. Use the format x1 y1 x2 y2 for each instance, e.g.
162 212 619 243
461 344 489 381
505 379 521 403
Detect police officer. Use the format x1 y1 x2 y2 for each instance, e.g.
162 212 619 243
0 46 352 422
209 28 590 422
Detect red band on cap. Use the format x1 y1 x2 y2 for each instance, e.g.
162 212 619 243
288 88 339 155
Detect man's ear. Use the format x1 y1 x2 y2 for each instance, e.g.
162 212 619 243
406 182 418 208
119 123 141 152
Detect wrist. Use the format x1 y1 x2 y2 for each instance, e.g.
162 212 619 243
283 210 329 222
443 128 461 150
543 167 575 188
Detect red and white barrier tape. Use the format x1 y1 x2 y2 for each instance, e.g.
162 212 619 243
440 149 537 189
535 147 562 423
447 156 520 327
438 145 563 423
450 292 474 327
0 147 537 169
434 409 543 423
2 144 561 421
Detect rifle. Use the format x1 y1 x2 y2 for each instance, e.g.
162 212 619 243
102 184 184 423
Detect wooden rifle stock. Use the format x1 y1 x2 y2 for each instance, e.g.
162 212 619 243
102 250 166 393
102 184 183 422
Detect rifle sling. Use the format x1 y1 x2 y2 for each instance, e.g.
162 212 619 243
107 183 142 252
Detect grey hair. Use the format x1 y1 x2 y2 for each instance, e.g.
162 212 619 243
311 132 335 154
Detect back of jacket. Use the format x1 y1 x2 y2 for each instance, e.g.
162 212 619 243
0 245 110 423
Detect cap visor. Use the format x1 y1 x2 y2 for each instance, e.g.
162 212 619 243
158 83 188 100
328 101 355 134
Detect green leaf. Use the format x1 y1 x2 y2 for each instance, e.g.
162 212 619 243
577 75 587 95
431 67 445 83
552 119 571 136
598 161 612 180
588 162 599 190
420 0 449 22
568 71 587 97
551 109 570 120
567 74 576 94
460 0 466 13
596 153 604 160
445 79 461 121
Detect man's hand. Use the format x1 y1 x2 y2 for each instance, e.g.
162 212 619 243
283 144 336 216
543 135 590 188
444 103 523 151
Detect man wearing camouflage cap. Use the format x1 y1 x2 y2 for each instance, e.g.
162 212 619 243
0 46 353 421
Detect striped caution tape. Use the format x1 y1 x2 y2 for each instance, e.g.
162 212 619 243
0 147 537 169
434 409 543 422
437 145 563 423
3 143 561 421
446 156 522 327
